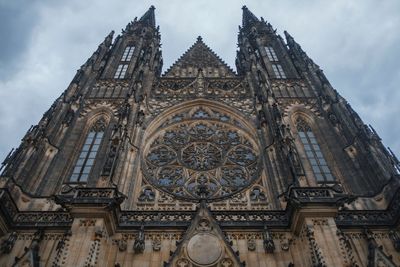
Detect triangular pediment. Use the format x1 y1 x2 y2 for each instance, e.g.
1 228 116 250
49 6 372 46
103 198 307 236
165 202 244 267
163 36 236 78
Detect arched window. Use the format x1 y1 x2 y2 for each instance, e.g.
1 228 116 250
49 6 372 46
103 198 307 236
69 119 106 183
296 118 334 182
114 45 135 79
121 46 135 61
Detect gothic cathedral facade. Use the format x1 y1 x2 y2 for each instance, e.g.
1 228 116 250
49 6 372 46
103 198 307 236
1 6 400 267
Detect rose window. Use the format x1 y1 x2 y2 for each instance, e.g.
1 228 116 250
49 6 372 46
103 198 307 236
142 121 260 201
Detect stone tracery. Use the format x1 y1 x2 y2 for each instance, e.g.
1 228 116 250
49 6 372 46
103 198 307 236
142 114 261 201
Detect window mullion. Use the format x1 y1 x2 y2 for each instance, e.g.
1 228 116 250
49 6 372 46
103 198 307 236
298 126 334 183
77 131 96 182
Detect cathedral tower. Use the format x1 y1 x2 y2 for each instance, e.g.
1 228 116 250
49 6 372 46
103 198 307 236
0 6 399 267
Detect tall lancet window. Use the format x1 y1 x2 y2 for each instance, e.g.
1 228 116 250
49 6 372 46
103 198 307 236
69 119 106 183
114 64 128 79
264 46 286 79
121 46 135 61
272 64 286 79
114 46 134 79
296 118 334 182
265 46 278 61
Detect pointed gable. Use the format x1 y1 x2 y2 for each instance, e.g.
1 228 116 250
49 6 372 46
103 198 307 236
165 202 244 267
163 36 236 78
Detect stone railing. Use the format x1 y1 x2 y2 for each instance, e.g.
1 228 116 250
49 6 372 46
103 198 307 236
55 187 125 206
336 187 400 227
1 187 400 230
119 210 194 228
0 188 72 229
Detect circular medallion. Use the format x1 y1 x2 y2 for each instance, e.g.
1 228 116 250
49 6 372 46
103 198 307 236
187 233 222 265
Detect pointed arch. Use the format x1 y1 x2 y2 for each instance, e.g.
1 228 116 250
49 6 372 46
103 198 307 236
294 117 335 183
144 98 258 140
69 116 108 183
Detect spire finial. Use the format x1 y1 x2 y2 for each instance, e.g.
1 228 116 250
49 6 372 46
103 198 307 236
241 5 259 28
197 36 203 42
284 30 297 48
138 5 156 28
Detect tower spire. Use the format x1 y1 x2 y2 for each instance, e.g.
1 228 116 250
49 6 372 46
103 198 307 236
284 30 318 71
284 31 305 56
139 5 156 28
242 5 259 28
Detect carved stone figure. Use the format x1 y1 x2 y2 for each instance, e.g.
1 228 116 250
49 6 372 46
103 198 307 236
263 226 275 253
248 238 256 251
118 239 127 252
152 238 161 251
133 226 145 253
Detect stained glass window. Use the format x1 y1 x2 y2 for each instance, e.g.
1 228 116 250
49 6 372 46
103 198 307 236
272 64 286 79
265 46 278 61
296 119 334 182
121 46 135 61
142 121 260 200
69 120 105 183
114 64 128 79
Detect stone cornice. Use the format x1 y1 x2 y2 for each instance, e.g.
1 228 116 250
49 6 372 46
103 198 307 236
0 187 399 233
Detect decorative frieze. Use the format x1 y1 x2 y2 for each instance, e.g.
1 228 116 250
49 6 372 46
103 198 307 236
88 80 130 99
271 79 314 99
1 187 400 232
13 212 72 227
148 75 255 117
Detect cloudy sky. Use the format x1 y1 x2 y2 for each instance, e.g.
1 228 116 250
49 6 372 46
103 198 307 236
0 0 399 162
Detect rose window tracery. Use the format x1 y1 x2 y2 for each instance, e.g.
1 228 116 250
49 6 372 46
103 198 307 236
142 119 261 201
181 142 222 171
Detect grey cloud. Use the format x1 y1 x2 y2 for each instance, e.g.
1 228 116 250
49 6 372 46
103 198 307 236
0 0 399 162
0 1 41 78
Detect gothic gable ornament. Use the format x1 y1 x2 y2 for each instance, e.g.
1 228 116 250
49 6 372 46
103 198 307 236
166 202 244 267
163 36 236 78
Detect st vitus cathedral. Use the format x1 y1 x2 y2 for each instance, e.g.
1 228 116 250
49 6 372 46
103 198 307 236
1 5 400 267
